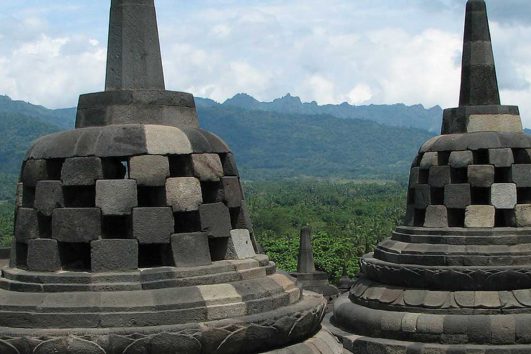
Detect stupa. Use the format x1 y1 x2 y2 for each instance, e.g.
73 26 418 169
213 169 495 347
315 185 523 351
328 0 531 352
3 1 341 353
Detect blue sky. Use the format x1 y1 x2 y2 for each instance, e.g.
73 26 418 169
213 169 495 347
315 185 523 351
1 0 531 126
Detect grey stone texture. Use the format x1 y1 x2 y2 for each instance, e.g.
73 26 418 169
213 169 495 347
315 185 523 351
444 184 471 209
22 159 48 187
221 153 239 176
129 155 169 186
415 185 431 209
165 177 203 212
489 148 514 167
171 232 211 267
91 239 138 272
424 206 448 228
27 239 61 272
52 208 101 242
409 167 419 187
227 229 256 259
192 154 224 181
511 164 531 187
34 181 64 216
96 179 138 215
465 205 495 228
221 177 243 208
449 151 474 168
428 166 451 188
297 227 315 273
61 157 103 186
420 152 438 170
491 183 517 209
15 208 40 242
515 204 531 227
199 203 232 238
468 165 495 187
132 207 174 243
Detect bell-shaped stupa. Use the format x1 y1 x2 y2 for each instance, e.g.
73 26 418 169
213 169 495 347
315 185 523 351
4 1 341 353
328 0 531 352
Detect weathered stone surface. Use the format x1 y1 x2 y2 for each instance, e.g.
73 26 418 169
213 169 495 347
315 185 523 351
515 204 531 227
465 205 495 228
15 208 40 242
52 208 101 242
491 183 517 209
22 159 48 187
468 114 523 133
129 155 169 186
297 227 315 273
27 239 61 271
221 177 243 208
96 179 138 215
444 184 471 209
34 181 64 216
409 167 420 187
192 154 223 182
511 164 531 187
171 232 211 267
468 165 495 187
449 151 474 168
424 206 448 228
165 177 202 212
489 148 514 167
144 125 193 154
221 153 239 176
61 157 103 186
227 229 256 259
132 207 174 243
91 239 138 272
199 203 232 238
420 152 438 169
15 183 23 208
415 185 431 209
428 166 451 188
515 149 531 163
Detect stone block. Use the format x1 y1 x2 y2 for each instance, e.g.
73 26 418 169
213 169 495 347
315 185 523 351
415 184 431 209
199 203 232 238
428 166 451 188
444 184 471 209
511 164 531 187
15 183 23 208
96 179 138 215
15 208 40 242
61 157 103 186
27 239 61 271
222 153 239 176
423 206 448 228
165 177 203 212
171 232 211 267
409 167 420 187
129 155 170 186
34 181 64 216
226 229 256 259
52 208 101 242
91 239 138 272
449 151 474 169
489 148 514 167
419 152 438 170
132 207 174 243
515 149 531 163
465 205 495 228
515 204 531 227
221 177 243 208
468 165 495 187
192 154 224 181
491 183 517 209
22 159 48 187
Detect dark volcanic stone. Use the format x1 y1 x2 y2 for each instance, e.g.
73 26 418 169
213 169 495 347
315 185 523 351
91 239 138 272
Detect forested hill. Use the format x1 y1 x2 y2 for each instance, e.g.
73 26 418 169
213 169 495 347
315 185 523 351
0 94 434 182
197 93 443 133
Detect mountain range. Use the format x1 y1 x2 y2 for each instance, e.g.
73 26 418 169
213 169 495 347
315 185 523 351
0 93 438 184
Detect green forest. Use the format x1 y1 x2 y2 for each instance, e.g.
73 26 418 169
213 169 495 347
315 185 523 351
0 179 406 281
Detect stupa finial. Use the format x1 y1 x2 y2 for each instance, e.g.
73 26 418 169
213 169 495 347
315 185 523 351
297 226 316 273
105 0 165 91
458 0 500 106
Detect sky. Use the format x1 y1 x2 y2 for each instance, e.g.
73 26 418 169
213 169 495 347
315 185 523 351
0 0 531 126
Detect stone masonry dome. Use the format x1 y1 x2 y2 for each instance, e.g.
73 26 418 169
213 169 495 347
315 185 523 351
1 1 342 353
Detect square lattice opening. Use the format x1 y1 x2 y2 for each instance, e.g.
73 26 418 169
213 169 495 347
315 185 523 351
102 215 131 239
63 186 96 207
174 211 201 233
59 242 91 271
169 155 194 177
138 187 166 207
138 244 173 268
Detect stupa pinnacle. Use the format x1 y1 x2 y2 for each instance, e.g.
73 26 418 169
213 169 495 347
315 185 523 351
327 1 531 352
1 0 341 353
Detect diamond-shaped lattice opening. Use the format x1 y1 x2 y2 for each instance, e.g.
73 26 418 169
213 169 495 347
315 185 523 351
59 242 91 271
138 244 172 268
63 186 96 207
102 215 131 239
138 186 166 207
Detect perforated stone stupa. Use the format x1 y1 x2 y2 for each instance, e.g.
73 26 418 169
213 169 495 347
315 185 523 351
2 1 341 353
328 0 531 352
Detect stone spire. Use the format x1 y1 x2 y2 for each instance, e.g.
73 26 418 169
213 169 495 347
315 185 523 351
459 0 500 106
297 226 316 273
441 0 522 134
105 0 165 91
